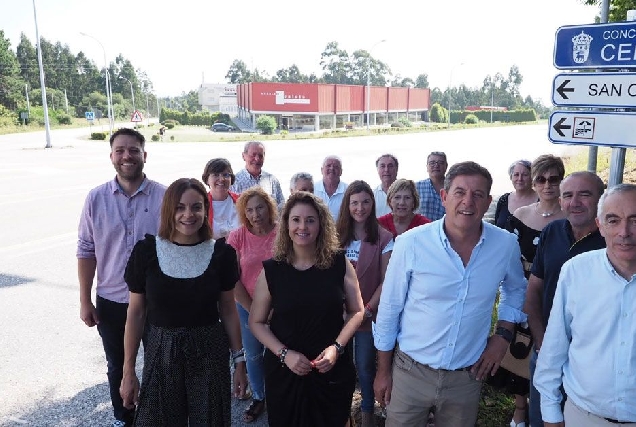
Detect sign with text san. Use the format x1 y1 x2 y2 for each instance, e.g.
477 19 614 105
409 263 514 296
554 21 636 69
552 72 636 107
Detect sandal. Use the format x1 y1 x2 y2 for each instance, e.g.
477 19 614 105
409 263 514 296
243 399 265 423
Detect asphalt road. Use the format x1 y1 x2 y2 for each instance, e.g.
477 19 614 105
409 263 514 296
0 123 577 426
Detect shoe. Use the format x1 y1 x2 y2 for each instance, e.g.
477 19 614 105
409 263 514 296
509 420 526 427
243 399 266 423
111 421 127 427
361 411 376 427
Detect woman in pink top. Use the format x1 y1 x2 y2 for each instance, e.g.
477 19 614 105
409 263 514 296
378 179 431 238
227 187 279 423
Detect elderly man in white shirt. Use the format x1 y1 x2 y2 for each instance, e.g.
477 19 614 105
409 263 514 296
374 154 398 217
314 155 347 220
534 183 636 427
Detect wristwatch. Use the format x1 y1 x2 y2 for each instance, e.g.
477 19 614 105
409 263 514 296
333 341 345 355
494 326 513 344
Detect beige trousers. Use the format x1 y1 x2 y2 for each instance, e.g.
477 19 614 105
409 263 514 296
565 399 636 427
386 348 482 427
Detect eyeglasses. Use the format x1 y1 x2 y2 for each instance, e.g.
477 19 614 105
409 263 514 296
534 175 561 185
428 160 446 166
211 172 233 180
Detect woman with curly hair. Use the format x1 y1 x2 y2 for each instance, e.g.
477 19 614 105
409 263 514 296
336 180 393 427
227 187 279 423
249 192 364 427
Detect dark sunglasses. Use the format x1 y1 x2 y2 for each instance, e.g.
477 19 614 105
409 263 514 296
534 175 561 185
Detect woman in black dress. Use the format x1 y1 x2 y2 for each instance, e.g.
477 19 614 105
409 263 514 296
249 192 365 427
494 160 537 229
119 178 248 426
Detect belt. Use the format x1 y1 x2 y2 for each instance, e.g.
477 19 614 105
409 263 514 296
396 348 472 372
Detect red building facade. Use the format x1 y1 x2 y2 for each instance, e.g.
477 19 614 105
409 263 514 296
237 82 430 130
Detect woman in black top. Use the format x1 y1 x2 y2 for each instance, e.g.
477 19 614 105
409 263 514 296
120 178 248 426
249 192 364 427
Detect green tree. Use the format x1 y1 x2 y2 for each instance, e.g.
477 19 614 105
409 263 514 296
16 33 39 91
320 41 353 84
415 74 429 89
226 59 252 83
429 102 447 123
0 30 25 110
274 64 309 83
581 0 636 21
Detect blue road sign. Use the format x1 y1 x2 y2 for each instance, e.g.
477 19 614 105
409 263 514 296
85 111 95 121
554 21 636 69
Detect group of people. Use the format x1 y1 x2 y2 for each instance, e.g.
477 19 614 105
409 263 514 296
78 127 636 427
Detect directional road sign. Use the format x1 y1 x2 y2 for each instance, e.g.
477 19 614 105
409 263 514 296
85 111 95 121
552 72 636 108
548 111 636 148
554 21 636 70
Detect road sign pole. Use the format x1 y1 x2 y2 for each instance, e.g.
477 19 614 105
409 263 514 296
588 0 609 173
608 9 636 187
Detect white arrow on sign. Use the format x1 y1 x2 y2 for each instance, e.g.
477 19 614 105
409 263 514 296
552 72 636 108
548 111 636 148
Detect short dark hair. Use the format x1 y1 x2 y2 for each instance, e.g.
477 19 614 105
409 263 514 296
532 154 565 181
202 158 235 186
375 154 399 168
158 178 212 242
562 171 605 197
109 128 145 148
444 161 493 193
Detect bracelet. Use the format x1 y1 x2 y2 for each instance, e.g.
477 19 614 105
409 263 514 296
278 347 288 365
232 355 246 367
231 348 245 359
364 303 373 318
494 326 514 344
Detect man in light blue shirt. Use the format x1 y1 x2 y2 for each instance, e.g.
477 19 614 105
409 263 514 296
373 161 526 427
314 155 347 220
534 184 636 427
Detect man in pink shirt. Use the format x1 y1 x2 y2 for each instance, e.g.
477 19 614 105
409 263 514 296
77 128 165 427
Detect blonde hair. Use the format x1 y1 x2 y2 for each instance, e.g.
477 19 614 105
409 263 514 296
273 192 340 269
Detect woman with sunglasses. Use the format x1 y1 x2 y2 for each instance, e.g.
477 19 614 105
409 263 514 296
495 154 566 427
494 160 538 229
202 158 241 239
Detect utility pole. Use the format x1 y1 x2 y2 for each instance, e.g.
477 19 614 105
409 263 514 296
32 0 52 148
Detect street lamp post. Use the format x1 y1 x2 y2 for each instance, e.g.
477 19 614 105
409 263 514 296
447 62 464 129
120 76 135 112
32 0 52 148
80 31 114 136
366 39 386 131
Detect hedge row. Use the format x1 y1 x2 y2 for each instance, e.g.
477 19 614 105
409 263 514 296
449 109 537 124
159 108 231 127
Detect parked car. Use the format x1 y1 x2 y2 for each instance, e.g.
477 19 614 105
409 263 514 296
211 123 235 132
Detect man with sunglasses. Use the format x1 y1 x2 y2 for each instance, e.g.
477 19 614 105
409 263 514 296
524 171 606 427
416 151 448 220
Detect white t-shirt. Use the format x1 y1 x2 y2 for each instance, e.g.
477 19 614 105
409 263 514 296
212 198 239 239
345 239 394 268
374 185 391 217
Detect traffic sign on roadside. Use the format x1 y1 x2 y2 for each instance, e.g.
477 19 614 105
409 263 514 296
548 111 636 148
554 21 636 70
552 72 636 108
131 110 143 122
85 111 95 121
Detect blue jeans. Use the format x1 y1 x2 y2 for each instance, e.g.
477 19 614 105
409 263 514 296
354 330 376 413
236 303 266 400
528 349 542 427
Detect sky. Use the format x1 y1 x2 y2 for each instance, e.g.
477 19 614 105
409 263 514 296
2 0 599 104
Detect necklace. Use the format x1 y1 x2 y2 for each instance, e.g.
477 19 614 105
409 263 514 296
535 203 559 218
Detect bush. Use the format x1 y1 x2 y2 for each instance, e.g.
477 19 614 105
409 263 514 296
164 122 175 129
151 134 160 142
390 122 403 128
256 115 277 135
398 117 412 127
57 113 72 125
170 135 175 141
429 102 448 123
90 132 108 140
464 114 479 124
